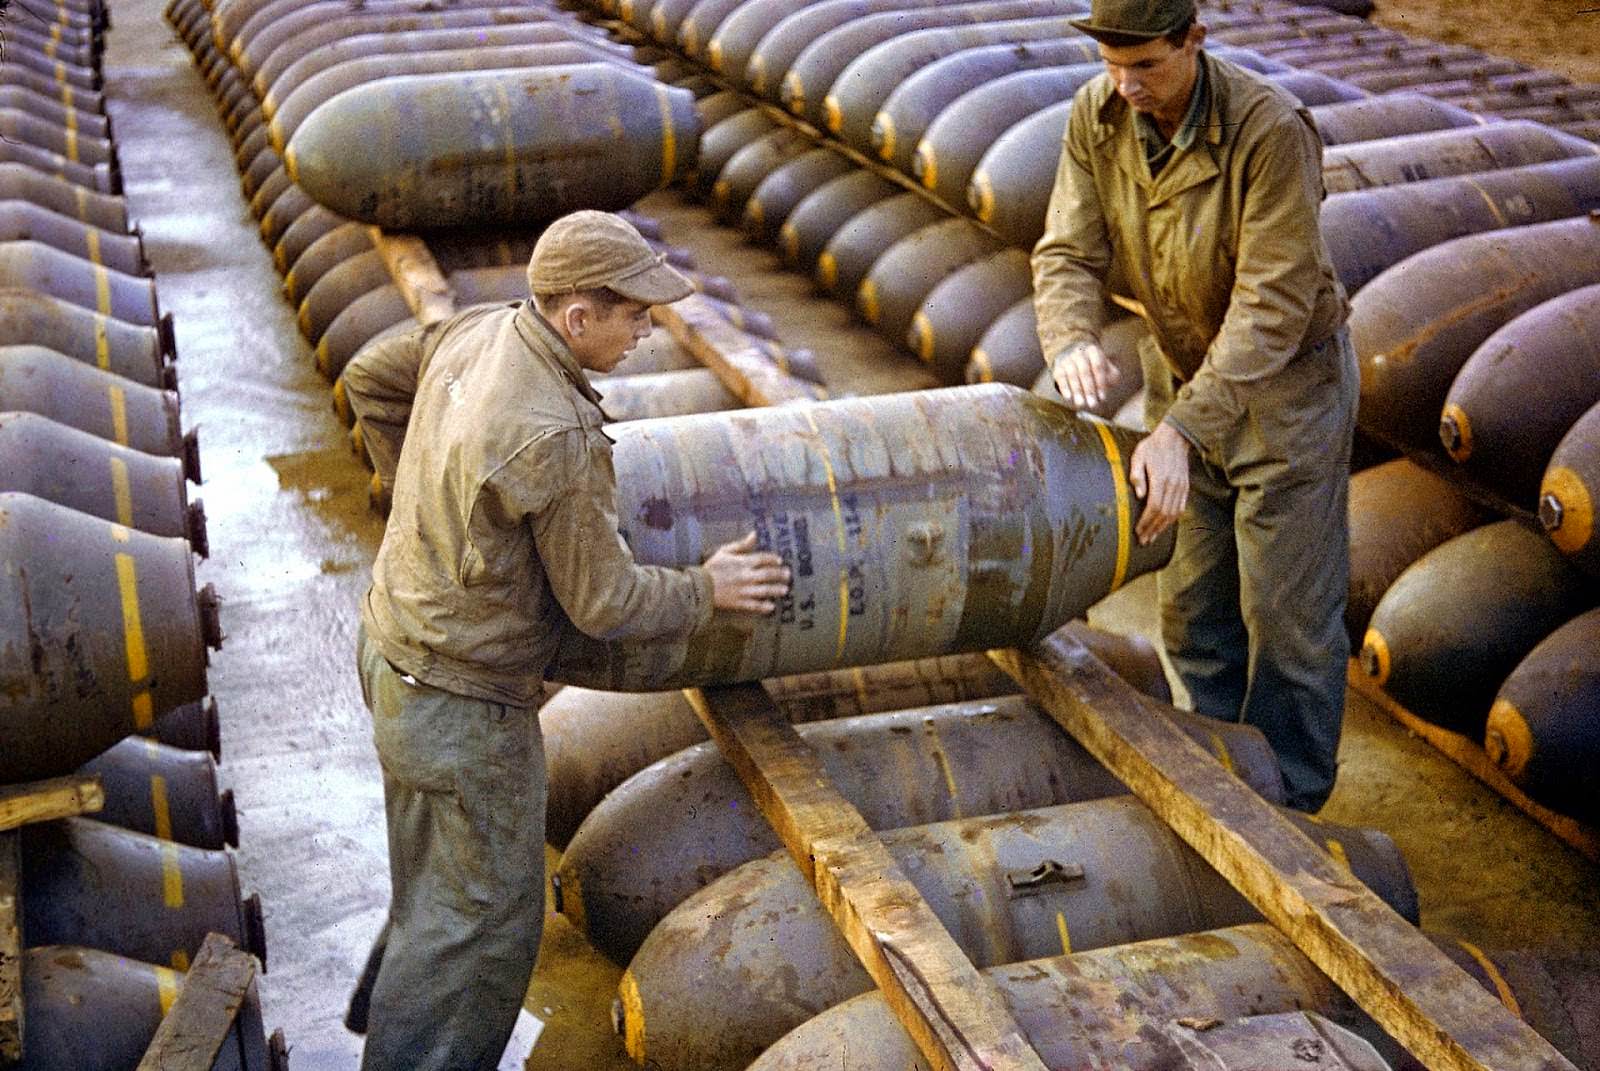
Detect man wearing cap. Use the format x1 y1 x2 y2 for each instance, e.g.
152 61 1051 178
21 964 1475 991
340 210 792 1070
1032 0 1356 811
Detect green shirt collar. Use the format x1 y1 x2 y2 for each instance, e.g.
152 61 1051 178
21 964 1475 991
1139 58 1209 170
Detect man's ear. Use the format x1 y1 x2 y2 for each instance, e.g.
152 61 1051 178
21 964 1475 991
562 299 588 338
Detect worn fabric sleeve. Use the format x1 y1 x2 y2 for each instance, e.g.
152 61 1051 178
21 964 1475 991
1163 112 1326 453
341 323 435 490
1031 96 1112 367
516 428 714 643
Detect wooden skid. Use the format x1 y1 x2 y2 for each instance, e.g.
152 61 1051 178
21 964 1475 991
991 629 1577 1071
370 229 457 327
0 774 104 1064
652 294 822 406
136 933 258 1071
1 832 19 1064
686 684 1048 1071
0 774 105 833
1347 662 1600 864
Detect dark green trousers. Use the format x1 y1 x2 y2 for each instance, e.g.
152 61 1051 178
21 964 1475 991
355 626 545 1071
1143 329 1358 811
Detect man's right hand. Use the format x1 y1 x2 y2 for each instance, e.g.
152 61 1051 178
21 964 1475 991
704 532 791 614
1051 340 1120 411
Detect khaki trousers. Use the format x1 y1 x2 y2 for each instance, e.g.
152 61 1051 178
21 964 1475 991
1143 329 1358 811
355 626 545 1071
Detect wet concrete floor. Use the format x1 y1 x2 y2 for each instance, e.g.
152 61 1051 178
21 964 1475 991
98 3 1597 1068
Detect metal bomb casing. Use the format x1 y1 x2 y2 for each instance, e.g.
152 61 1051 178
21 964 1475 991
0 491 216 783
284 64 699 229
1541 400 1600 578
547 384 1172 691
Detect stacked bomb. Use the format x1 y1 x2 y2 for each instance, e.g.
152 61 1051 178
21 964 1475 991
1347 213 1600 827
0 2 285 1066
161 0 820 475
610 0 1598 408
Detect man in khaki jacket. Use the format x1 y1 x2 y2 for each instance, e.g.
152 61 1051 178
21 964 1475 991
1032 0 1357 811
341 211 791 1070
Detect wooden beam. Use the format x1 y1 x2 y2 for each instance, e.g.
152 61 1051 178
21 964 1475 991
368 228 458 326
1348 662 1600 863
0 775 103 834
1 832 21 1063
654 294 824 408
136 933 257 1071
685 684 1048 1071
990 630 1578 1071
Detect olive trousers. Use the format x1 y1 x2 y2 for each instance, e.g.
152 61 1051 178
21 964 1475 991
1143 329 1359 811
354 625 545 1071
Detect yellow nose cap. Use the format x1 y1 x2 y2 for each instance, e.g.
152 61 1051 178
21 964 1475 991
1359 628 1391 686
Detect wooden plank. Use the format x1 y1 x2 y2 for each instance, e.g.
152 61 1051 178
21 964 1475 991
991 630 1578 1071
0 775 103 833
1348 662 1600 863
136 933 257 1071
654 294 825 408
1 832 21 1063
368 228 458 326
684 684 1048 1071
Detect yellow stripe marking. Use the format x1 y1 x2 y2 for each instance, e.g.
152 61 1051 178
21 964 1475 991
802 409 852 664
708 38 723 71
150 774 174 840
973 170 995 222
654 84 677 184
857 278 879 324
919 146 938 191
61 83 76 111
55 62 69 86
93 314 110 370
1055 912 1073 955
1090 421 1132 591
876 111 896 160
50 24 63 42
115 550 150 715
46 37 60 60
913 311 935 363
930 743 961 817
969 348 994 383
849 666 870 710
1457 939 1523 1019
65 123 79 163
171 949 190 971
1325 837 1351 872
110 455 134 525
133 692 154 729
93 263 111 316
108 383 128 445
1208 732 1236 775
84 225 100 265
161 841 185 908
155 967 180 1015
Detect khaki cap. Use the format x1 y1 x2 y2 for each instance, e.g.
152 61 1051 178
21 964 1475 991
1070 0 1196 39
526 210 693 306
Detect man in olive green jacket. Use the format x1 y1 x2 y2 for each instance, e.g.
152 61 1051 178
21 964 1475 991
1032 0 1357 811
341 211 790 1070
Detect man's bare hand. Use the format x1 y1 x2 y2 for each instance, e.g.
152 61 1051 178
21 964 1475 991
1129 422 1190 546
705 532 791 614
1052 340 1120 411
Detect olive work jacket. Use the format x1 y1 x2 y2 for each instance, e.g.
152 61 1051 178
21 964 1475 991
1031 51 1350 459
343 301 713 706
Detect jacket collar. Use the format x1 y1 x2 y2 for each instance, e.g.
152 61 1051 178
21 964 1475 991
514 301 604 408
1095 50 1229 204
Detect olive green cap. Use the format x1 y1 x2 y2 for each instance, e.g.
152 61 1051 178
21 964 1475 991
1070 0 1197 40
527 210 693 306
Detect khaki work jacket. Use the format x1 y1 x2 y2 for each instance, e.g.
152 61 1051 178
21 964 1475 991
344 302 713 706
1031 51 1349 457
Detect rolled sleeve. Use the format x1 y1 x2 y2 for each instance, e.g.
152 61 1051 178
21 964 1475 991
518 428 713 643
1165 113 1326 453
1031 98 1112 368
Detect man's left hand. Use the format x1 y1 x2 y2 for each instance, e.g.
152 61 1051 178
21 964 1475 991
1129 422 1190 546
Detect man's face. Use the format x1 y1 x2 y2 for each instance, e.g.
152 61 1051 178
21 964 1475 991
1098 29 1201 119
570 297 653 373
